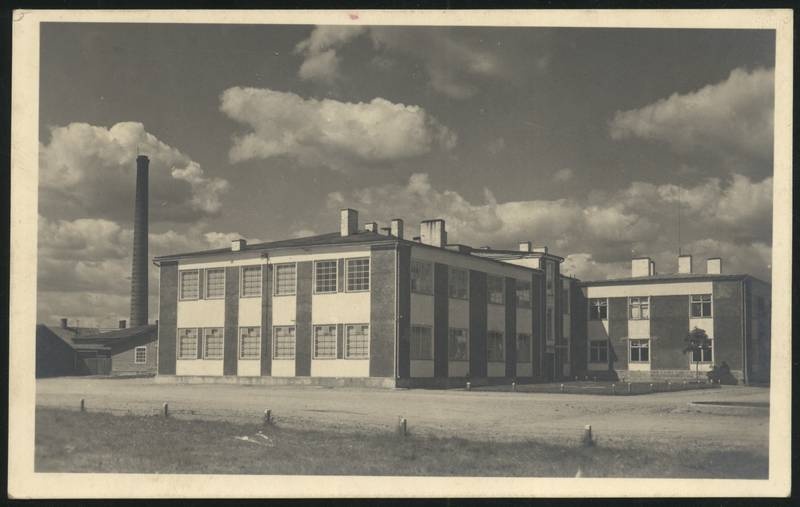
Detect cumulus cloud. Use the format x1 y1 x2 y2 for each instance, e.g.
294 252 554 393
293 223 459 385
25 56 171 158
220 87 457 171
294 26 366 83
553 168 574 182
609 67 774 160
325 172 772 281
39 122 229 223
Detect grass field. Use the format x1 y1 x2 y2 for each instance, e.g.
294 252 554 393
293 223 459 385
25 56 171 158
35 407 768 478
475 380 721 396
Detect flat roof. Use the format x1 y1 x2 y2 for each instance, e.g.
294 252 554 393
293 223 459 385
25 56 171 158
579 272 769 287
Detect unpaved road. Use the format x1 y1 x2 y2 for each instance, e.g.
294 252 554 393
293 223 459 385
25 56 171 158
37 377 769 450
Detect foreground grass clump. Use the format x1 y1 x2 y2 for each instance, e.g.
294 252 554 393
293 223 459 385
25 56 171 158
35 408 767 478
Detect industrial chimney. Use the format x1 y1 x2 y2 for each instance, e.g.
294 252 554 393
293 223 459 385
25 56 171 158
129 155 149 327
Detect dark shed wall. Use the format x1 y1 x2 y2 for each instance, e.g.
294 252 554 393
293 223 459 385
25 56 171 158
36 326 79 378
157 262 178 375
714 280 744 372
650 295 690 370
469 270 487 377
369 245 397 377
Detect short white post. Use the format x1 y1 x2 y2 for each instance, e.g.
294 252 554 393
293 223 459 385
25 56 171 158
466 381 471 391
611 384 616 395
649 383 654 393
627 382 632 394
582 424 594 447
667 380 671 391
511 381 517 392
163 402 169 418
397 416 408 436
263 409 272 426
560 383 565 393
80 398 85 412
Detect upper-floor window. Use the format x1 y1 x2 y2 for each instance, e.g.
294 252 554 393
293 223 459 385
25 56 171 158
589 298 608 320
346 258 370 292
487 275 505 305
516 333 531 363
274 263 297 296
345 324 370 359
516 280 531 308
314 260 337 294
411 325 433 360
691 294 712 318
239 327 261 360
241 266 262 297
273 326 296 359
411 261 433 294
487 330 505 361
448 328 469 361
205 269 225 299
203 327 224 359
448 267 469 299
629 296 650 320
179 270 199 300
589 340 608 363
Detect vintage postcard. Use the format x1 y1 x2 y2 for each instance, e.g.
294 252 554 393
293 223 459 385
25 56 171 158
9 9 792 498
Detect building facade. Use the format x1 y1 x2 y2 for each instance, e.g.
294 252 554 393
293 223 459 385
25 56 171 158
153 209 771 386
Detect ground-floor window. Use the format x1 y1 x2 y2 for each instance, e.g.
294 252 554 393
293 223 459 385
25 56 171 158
273 326 296 359
629 339 650 362
345 324 370 359
516 333 531 363
203 328 224 359
178 328 198 359
134 346 147 364
589 340 608 363
487 331 505 362
313 325 337 359
691 339 713 363
410 325 433 360
448 328 469 361
239 327 260 359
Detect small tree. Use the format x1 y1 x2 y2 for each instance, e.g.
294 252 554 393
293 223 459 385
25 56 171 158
683 327 711 380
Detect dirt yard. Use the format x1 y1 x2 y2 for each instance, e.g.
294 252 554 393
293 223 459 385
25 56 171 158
36 377 769 450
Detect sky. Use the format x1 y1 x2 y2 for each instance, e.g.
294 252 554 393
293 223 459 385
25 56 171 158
37 22 775 327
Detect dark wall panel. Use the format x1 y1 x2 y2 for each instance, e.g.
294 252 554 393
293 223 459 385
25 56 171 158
571 285 588 374
370 245 398 377
223 266 240 376
531 272 544 378
260 265 273 376
714 280 744 371
157 262 178 375
433 263 449 377
295 261 313 376
608 297 628 371
504 277 517 377
395 245 411 379
651 295 690 369
469 270 487 378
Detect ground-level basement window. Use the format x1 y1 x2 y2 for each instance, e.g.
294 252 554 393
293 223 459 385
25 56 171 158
589 340 608 363
134 346 147 364
177 328 198 359
203 328 224 359
239 327 260 359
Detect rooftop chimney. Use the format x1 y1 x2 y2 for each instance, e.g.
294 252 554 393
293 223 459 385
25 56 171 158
129 155 149 327
340 208 358 237
391 219 404 239
532 246 548 254
631 257 651 277
419 219 447 247
707 257 722 274
119 319 127 329
60 318 68 329
678 255 692 274
519 241 532 252
364 222 378 233
650 259 655 276
231 239 246 251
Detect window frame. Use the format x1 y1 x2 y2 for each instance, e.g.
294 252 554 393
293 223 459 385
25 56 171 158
313 260 338 295
410 324 434 360
487 330 505 362
272 325 296 360
629 338 650 363
589 298 608 320
345 258 371 293
516 280 532 308
516 333 532 363
410 260 433 295
448 327 469 361
447 267 469 300
487 275 505 305
690 294 713 318
134 345 147 364
691 339 714 363
238 326 261 360
312 324 338 359
240 265 262 298
628 296 650 320
177 328 199 360
179 270 200 301
204 268 226 300
344 323 370 359
202 327 224 360
273 262 298 297
589 340 608 363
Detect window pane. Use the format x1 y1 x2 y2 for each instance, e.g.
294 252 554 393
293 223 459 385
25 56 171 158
315 261 337 293
273 326 296 359
239 327 260 359
488 276 504 305
178 328 198 359
313 325 337 358
516 333 531 362
180 271 199 300
204 328 224 359
241 266 262 297
346 259 370 291
205 269 225 299
411 261 432 294
346 324 369 358
517 281 531 308
487 331 505 361
275 264 297 296
448 328 469 361
134 346 147 364
410 325 432 360
449 268 468 299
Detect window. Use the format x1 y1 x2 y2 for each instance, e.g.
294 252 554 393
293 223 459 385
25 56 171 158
273 326 296 359
589 298 608 320
177 328 198 359
314 261 337 294
313 325 337 359
411 261 433 294
487 275 505 305
448 268 469 299
179 270 199 300
205 269 225 299
345 324 370 358
589 340 608 363
691 294 712 317
629 296 650 320
487 331 505 361
239 327 260 359
410 325 433 360
274 263 297 296
448 328 469 361
346 258 370 292
629 339 650 363
203 327 224 359
134 346 147 364
516 333 531 362
691 340 713 363
241 266 262 297
516 280 531 308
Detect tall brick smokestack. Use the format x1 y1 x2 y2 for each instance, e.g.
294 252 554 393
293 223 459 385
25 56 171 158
129 155 149 327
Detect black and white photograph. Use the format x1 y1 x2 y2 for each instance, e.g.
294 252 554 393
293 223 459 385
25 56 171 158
8 9 792 499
